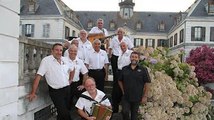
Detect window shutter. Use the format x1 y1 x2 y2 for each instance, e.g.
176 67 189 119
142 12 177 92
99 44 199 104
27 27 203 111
202 27 205 41
42 24 45 37
152 39 155 48
31 24 35 37
191 27 195 41
141 39 143 46
146 39 148 48
22 24 25 36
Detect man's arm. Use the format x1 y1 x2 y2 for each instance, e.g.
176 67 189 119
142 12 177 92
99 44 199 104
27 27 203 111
77 109 96 120
104 64 109 81
141 83 150 104
27 74 42 101
118 80 124 95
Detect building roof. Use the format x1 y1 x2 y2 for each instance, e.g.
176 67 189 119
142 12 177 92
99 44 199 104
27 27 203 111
190 0 209 17
76 11 177 33
20 0 60 15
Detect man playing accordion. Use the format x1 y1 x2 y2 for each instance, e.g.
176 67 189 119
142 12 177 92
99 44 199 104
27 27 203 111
75 77 112 120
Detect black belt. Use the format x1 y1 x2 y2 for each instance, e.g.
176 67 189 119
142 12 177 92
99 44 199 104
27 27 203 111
89 69 103 71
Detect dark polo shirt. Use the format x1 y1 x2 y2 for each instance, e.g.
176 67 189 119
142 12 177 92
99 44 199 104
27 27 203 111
118 64 151 102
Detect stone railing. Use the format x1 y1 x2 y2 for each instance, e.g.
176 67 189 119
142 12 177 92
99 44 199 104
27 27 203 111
18 36 54 120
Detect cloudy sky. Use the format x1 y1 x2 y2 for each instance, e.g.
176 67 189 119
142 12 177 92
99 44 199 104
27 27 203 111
62 0 196 12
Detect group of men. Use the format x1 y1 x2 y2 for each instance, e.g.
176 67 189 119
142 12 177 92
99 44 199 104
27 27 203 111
27 18 151 120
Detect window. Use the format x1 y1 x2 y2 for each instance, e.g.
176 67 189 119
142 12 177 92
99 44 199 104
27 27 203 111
169 36 173 47
179 29 184 43
210 27 214 41
157 39 169 47
87 20 93 29
146 39 155 48
158 21 165 31
110 21 116 30
174 33 178 46
43 24 50 38
208 0 214 13
134 38 143 47
65 26 70 39
136 21 142 31
191 27 205 41
72 30 76 37
22 24 34 37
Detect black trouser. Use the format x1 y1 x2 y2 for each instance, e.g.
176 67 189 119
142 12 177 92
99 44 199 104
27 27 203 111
69 80 85 109
111 55 119 82
49 85 72 120
121 97 140 120
88 68 105 91
112 70 123 113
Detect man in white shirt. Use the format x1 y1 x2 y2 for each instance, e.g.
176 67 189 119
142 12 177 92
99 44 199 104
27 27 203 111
27 43 74 120
89 18 109 50
85 39 109 91
77 29 93 62
109 27 134 100
64 38 84 61
112 42 132 113
75 77 111 120
67 44 88 109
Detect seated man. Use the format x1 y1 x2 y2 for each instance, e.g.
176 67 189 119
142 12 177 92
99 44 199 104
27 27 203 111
75 77 112 120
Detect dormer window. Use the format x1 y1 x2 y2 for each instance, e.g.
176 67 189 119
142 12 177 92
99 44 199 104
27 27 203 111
87 20 93 29
158 21 165 31
206 0 214 15
109 20 116 30
208 0 214 13
136 21 142 31
28 0 38 14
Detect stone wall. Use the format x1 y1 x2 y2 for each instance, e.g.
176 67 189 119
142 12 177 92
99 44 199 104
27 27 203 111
18 36 53 120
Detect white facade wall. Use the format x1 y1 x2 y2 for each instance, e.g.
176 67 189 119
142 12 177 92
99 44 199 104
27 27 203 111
185 19 214 43
21 17 64 41
64 20 80 37
133 33 167 48
0 0 20 119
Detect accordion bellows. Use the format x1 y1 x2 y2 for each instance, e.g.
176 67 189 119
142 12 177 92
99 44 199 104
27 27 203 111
91 104 112 120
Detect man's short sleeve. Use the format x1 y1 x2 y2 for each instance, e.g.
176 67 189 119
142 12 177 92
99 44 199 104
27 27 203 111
37 58 48 76
75 97 85 110
143 67 151 83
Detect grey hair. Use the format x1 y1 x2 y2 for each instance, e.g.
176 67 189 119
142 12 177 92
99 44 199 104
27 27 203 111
93 39 101 45
68 44 77 50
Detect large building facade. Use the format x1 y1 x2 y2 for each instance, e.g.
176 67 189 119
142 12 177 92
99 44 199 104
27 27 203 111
20 0 83 43
76 0 214 59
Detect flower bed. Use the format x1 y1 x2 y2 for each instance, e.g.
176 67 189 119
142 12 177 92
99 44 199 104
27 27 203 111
135 47 212 120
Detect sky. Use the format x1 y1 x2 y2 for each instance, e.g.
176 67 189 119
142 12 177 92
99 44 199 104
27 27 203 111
62 0 196 12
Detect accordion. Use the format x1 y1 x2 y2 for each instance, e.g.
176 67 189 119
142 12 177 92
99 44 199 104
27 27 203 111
90 104 112 120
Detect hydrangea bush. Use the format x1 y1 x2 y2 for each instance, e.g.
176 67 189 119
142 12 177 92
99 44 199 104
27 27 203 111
135 47 212 120
186 45 214 84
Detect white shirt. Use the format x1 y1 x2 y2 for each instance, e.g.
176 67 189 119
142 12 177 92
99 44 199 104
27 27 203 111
64 49 84 62
109 36 134 56
37 55 74 89
75 89 111 115
117 49 132 70
77 38 93 61
85 49 109 69
67 57 88 82
89 27 108 36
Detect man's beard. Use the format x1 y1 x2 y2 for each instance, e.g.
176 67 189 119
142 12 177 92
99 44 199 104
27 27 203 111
131 60 138 65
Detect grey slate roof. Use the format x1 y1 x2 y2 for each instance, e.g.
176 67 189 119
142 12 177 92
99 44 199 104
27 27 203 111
20 0 60 15
76 11 177 33
190 0 208 17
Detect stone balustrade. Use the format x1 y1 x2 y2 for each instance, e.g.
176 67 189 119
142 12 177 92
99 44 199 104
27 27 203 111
18 36 54 120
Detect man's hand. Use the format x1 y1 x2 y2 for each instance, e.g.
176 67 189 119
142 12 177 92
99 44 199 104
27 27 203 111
86 116 96 120
27 93 37 102
77 85 84 91
105 116 111 120
141 96 147 104
105 75 108 81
